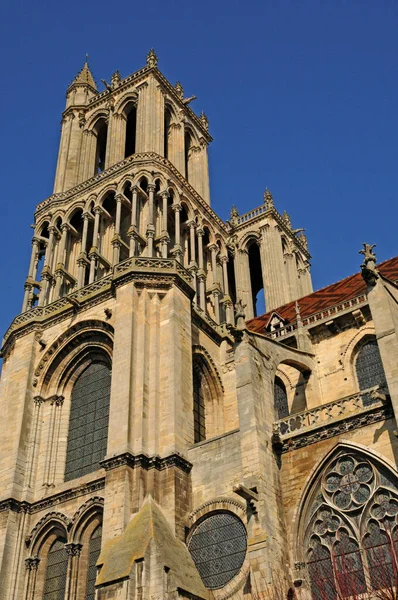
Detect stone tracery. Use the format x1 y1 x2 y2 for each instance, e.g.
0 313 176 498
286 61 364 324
302 449 398 598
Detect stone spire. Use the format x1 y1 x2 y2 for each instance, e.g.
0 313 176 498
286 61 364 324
282 210 292 229
70 61 97 90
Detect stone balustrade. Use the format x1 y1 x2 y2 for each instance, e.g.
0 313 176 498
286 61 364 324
273 386 389 440
236 205 267 225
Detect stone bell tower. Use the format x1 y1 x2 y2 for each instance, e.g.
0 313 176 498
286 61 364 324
0 50 313 600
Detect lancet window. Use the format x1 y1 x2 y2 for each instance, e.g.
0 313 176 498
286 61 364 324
274 376 289 419
124 104 137 158
86 524 103 600
94 118 108 174
65 358 111 481
42 536 68 600
355 339 387 405
302 450 398 599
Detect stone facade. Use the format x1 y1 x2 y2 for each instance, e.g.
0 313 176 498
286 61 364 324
1 52 398 600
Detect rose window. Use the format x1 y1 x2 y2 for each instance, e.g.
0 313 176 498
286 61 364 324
323 456 374 510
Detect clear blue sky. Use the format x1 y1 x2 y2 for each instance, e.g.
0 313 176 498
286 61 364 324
0 0 397 340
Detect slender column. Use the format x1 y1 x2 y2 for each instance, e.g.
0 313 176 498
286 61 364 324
188 221 196 265
28 238 40 278
43 395 64 488
171 203 183 262
24 557 40 600
112 194 123 265
38 226 56 305
128 185 139 257
209 244 218 286
197 228 206 311
220 256 229 295
22 238 40 311
208 243 220 322
160 191 169 258
65 543 82 600
146 184 156 257
220 256 233 325
188 220 197 303
24 396 44 494
54 224 69 299
89 207 101 283
77 213 90 288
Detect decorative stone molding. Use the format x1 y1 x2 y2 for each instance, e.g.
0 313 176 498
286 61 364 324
100 452 193 474
65 542 82 557
0 478 105 519
192 345 224 392
25 557 40 571
189 496 246 524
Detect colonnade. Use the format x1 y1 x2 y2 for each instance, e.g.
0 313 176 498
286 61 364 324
23 187 235 326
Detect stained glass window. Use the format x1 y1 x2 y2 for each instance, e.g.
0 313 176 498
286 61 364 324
193 367 206 443
303 451 398 598
86 525 102 600
274 377 289 420
42 537 68 600
65 361 111 481
188 512 247 589
356 340 386 405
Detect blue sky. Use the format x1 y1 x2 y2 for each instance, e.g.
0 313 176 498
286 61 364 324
0 0 397 340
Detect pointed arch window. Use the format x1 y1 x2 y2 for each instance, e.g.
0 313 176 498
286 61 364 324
42 537 68 600
86 524 103 600
301 450 398 598
274 376 289 420
355 340 387 405
65 359 111 481
193 366 206 443
192 353 224 443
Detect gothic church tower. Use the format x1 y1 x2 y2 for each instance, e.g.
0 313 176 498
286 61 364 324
0 51 316 600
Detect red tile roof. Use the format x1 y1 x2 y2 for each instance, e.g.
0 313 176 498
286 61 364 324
247 256 398 334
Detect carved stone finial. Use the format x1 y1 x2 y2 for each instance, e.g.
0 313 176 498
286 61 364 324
146 49 158 68
235 299 246 330
111 70 121 88
360 243 379 286
264 188 274 209
200 111 209 131
299 232 308 251
282 210 292 229
229 205 239 227
174 81 184 99
295 301 303 327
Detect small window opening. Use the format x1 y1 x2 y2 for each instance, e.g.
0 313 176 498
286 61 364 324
164 108 171 159
95 119 108 173
124 105 136 158
248 242 265 317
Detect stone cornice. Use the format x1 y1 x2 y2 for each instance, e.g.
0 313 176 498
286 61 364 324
35 153 227 235
1 258 195 356
100 451 193 474
0 478 105 514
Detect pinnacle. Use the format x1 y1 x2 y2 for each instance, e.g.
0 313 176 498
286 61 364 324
70 61 97 90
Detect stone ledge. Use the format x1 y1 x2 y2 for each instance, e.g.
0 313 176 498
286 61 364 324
100 451 193 474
